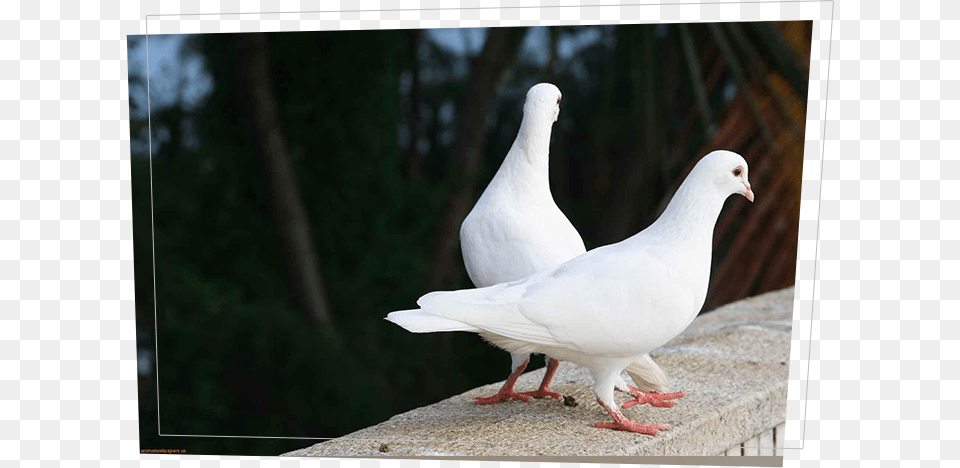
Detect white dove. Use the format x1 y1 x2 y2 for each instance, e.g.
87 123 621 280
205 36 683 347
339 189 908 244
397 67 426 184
459 83 679 407
388 150 754 434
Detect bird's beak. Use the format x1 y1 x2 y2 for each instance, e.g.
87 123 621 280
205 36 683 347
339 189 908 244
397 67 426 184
743 182 754 203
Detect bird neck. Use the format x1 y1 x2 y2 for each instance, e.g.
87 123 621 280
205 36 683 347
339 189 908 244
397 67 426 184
502 113 554 182
644 170 728 249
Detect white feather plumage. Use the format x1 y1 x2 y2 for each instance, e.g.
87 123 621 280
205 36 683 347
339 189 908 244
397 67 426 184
387 149 754 432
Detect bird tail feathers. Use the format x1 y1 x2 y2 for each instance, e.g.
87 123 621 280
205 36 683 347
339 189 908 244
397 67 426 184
385 309 481 333
625 354 671 393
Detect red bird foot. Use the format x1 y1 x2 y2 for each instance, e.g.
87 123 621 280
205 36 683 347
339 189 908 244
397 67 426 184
621 386 686 409
519 388 562 400
519 357 562 400
476 360 531 405
594 397 670 435
476 388 532 405
594 420 670 435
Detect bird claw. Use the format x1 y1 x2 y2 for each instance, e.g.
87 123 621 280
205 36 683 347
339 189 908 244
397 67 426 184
476 390 532 405
622 388 686 409
519 389 562 400
594 420 670 435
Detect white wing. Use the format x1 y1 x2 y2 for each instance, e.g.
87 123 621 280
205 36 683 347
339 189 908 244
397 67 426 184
512 243 699 356
416 241 700 358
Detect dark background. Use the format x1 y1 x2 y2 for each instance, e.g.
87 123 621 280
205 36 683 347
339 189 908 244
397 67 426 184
127 22 812 456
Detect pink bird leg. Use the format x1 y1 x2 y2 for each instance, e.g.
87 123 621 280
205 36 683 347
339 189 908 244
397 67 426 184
519 358 563 400
594 397 670 435
619 385 686 409
475 359 532 405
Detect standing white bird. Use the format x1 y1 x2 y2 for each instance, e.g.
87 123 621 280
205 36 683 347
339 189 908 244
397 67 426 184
458 83 678 407
388 150 754 434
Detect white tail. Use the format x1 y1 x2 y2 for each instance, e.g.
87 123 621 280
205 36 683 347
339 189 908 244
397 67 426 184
625 354 670 393
385 309 481 333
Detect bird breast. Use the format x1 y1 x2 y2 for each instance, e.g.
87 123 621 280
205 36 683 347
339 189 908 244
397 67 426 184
461 198 583 288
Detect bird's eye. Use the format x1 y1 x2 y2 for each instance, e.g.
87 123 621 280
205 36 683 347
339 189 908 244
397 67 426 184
557 95 562 104
733 167 742 177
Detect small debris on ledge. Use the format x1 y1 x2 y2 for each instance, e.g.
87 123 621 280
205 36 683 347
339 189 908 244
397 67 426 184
283 286 795 458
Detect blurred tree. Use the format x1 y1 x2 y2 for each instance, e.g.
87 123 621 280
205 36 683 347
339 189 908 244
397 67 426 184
429 27 530 291
662 21 811 311
597 25 659 244
237 33 338 337
406 29 425 184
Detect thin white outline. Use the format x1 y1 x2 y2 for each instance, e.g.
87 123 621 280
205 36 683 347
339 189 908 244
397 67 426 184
137 0 833 454
802 0 835 451
143 28 163 435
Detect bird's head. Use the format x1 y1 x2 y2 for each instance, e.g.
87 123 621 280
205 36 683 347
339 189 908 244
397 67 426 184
698 150 755 203
523 83 562 123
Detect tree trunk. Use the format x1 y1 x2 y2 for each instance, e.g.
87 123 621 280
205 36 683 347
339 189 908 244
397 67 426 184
407 29 424 184
428 27 529 290
598 26 658 244
237 33 338 338
678 24 716 141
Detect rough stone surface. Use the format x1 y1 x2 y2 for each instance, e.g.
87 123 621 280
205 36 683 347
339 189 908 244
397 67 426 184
284 286 794 458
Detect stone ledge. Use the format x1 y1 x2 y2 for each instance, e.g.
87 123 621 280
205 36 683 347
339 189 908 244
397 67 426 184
284 286 794 458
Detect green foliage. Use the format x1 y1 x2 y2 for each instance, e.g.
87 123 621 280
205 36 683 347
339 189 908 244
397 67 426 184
132 30 517 455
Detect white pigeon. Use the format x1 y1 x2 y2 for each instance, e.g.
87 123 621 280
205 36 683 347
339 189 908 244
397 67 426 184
459 83 677 406
388 150 754 434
